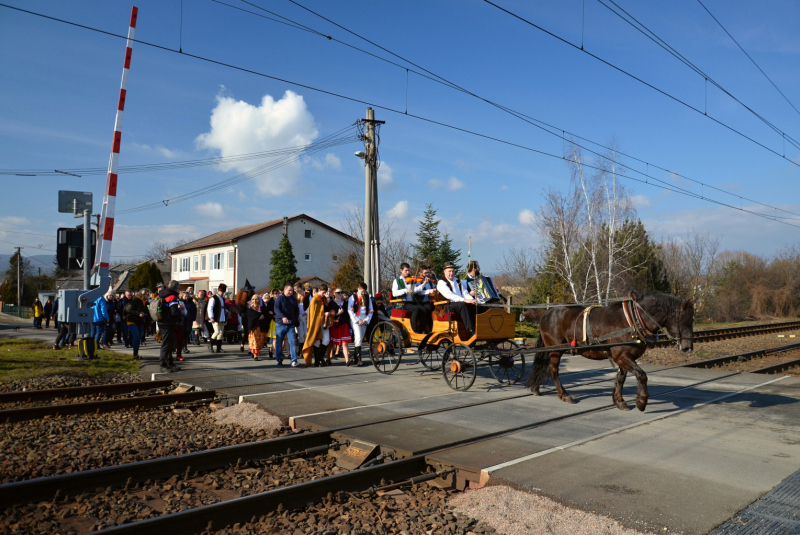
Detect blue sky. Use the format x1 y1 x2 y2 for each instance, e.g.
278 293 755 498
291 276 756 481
1 0 798 274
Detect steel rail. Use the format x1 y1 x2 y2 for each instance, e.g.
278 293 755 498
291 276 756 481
0 390 215 423
752 357 800 375
655 321 800 347
96 456 431 535
0 380 174 403
681 342 800 369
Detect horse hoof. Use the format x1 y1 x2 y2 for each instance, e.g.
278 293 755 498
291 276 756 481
531 387 542 396
562 395 576 404
636 398 648 412
615 401 631 411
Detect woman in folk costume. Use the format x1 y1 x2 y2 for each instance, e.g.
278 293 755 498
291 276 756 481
244 294 267 360
327 288 352 365
235 281 254 353
265 291 278 359
302 284 330 367
348 282 373 367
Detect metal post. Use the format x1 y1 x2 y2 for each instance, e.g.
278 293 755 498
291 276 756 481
15 247 21 313
506 295 512 314
363 107 375 291
83 209 91 291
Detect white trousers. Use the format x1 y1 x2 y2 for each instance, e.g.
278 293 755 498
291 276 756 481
210 321 224 341
352 320 368 347
313 327 330 347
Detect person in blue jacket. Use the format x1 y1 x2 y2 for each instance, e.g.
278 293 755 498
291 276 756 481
274 282 300 367
91 292 112 348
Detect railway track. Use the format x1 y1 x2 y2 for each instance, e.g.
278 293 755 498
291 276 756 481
655 320 800 347
1 346 793 534
0 380 218 422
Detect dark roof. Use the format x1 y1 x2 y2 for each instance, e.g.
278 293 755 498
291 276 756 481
167 214 358 254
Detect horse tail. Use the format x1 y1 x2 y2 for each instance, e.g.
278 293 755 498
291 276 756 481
525 335 551 390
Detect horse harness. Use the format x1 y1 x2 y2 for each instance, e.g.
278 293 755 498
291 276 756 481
571 298 677 366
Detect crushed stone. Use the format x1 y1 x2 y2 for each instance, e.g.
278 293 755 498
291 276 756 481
449 485 658 535
212 401 282 432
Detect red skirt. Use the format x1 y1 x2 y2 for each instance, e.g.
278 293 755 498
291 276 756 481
330 323 351 345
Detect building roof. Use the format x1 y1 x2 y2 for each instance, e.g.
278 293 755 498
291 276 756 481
55 259 170 293
168 214 358 255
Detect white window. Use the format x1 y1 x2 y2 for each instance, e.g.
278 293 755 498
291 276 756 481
193 255 199 272
172 258 177 272
180 257 190 272
332 254 339 263
201 255 206 271
304 254 311 262
304 229 312 238
212 252 224 270
228 250 234 270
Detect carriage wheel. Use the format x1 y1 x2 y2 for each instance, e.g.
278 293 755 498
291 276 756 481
442 343 477 391
488 341 526 385
420 339 451 371
369 321 404 374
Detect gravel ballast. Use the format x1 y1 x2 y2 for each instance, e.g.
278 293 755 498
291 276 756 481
0 372 141 393
212 401 282 433
450 485 656 535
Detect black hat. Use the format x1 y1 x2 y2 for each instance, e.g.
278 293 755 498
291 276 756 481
443 261 457 270
241 279 255 292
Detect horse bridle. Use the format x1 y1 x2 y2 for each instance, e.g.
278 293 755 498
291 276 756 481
624 298 681 348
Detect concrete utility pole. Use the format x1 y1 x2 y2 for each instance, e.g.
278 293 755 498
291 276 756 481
361 107 385 294
15 247 22 312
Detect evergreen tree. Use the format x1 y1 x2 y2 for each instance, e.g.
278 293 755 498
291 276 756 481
412 204 442 269
614 220 670 293
269 235 298 290
128 261 163 292
332 253 361 293
0 252 33 305
434 233 461 276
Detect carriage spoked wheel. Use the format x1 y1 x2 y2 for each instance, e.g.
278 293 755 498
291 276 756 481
488 340 526 385
419 339 451 371
442 343 477 391
369 321 404 374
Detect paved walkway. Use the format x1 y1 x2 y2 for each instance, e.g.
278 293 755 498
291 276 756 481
3 319 799 534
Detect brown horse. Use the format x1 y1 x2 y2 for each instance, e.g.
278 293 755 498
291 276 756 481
526 290 694 411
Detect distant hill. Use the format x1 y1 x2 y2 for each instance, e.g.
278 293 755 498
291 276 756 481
0 254 56 275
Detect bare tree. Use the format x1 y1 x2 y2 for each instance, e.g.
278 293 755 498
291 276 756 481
495 247 539 297
683 229 721 306
339 207 412 294
536 186 584 302
146 240 187 262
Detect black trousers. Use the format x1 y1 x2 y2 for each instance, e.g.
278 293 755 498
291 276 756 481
448 302 476 333
158 324 177 367
403 301 433 333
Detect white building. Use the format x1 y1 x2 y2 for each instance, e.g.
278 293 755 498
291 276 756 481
168 214 358 293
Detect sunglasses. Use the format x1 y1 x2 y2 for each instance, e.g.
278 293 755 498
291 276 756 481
335 291 343 294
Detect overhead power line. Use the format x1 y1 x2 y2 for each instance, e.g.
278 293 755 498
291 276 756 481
221 0 800 221
697 0 800 119
1 3 798 230
479 0 800 160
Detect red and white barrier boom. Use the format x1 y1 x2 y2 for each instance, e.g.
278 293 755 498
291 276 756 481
94 6 138 288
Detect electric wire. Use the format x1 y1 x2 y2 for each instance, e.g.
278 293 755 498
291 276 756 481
20 250 54 269
226 0 800 221
696 0 800 119
479 0 800 162
1 3 798 229
0 238 55 252
598 0 800 152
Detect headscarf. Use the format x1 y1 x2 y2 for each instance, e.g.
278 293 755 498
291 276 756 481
250 294 264 311
262 293 270 303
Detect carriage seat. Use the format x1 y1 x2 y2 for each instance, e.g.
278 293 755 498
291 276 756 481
391 308 412 319
434 311 462 322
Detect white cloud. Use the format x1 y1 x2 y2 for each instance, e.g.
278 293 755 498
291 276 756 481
387 200 409 219
454 159 476 171
501 185 508 190
131 143 182 159
429 178 444 188
311 153 341 170
378 162 395 191
195 90 318 196
448 176 464 191
518 209 536 226
630 194 652 209
112 224 202 257
0 216 30 228
193 202 224 218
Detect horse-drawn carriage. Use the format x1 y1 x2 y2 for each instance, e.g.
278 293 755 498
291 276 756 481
367 275 527 391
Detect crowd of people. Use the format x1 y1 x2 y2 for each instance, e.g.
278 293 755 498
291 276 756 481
43 259 495 374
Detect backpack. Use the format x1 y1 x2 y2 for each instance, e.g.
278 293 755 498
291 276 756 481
149 296 171 322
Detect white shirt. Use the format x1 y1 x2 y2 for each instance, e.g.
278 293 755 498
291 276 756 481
207 294 226 322
437 277 469 302
392 276 433 302
348 295 373 324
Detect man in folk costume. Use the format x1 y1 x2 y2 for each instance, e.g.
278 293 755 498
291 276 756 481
348 282 373 367
302 284 330 367
392 263 434 334
436 262 477 336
